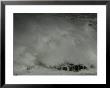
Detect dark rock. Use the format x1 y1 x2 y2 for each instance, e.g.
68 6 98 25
62 67 67 71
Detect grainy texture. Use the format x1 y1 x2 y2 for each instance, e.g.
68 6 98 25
0 0 106 83
14 13 97 75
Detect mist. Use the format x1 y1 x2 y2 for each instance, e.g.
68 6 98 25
14 13 97 75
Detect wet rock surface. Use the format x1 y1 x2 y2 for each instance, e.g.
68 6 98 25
49 63 88 72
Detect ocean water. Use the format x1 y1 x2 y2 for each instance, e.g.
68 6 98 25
13 13 97 75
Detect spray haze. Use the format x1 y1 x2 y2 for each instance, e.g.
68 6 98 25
14 13 97 75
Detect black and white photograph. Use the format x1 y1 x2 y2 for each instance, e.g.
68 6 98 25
13 13 97 75
1 0 108 86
